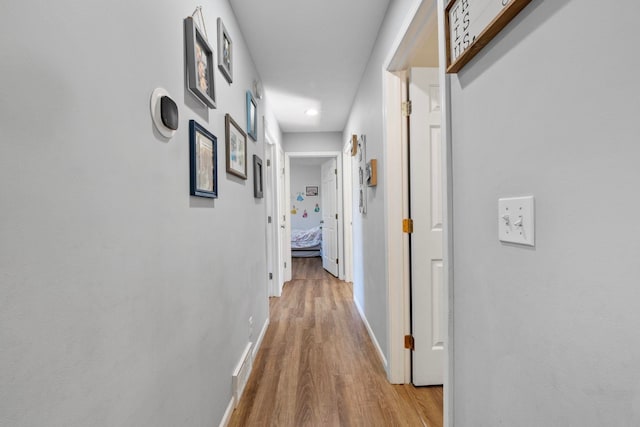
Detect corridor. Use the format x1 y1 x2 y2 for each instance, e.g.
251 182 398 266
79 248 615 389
229 258 443 426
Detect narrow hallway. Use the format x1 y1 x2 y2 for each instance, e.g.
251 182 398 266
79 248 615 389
229 257 443 426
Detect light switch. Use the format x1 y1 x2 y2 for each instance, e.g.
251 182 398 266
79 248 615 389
498 196 535 246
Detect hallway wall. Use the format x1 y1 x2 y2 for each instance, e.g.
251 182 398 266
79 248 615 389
0 1 280 425
343 0 419 367
282 131 343 152
289 162 322 230
449 0 640 424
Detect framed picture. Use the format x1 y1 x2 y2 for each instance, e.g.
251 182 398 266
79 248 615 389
253 155 263 198
184 17 216 108
225 114 247 179
217 18 233 84
306 186 318 197
189 120 217 198
246 90 258 141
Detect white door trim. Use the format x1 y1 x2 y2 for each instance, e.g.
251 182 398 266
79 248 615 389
381 0 454 425
284 151 345 280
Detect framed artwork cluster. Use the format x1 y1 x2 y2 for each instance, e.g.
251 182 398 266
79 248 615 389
183 11 263 200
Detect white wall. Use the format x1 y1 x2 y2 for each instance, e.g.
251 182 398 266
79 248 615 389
449 1 640 425
343 0 418 366
289 163 322 230
0 1 278 425
282 131 343 152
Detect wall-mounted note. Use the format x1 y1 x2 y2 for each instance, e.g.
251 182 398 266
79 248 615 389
445 0 533 73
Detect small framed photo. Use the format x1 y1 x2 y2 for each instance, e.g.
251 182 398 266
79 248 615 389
184 17 216 108
246 90 258 141
217 18 233 84
225 114 247 179
189 120 217 198
306 186 318 197
253 155 263 198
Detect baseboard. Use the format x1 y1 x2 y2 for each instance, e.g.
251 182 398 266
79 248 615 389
354 297 388 369
218 396 235 427
253 317 270 361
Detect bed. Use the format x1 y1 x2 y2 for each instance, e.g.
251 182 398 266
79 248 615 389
291 226 322 257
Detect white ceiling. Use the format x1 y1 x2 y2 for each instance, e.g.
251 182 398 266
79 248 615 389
230 0 391 133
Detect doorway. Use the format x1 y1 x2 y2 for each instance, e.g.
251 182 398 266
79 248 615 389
382 0 453 420
284 152 346 281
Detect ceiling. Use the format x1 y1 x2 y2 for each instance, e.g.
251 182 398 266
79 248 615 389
230 0 391 133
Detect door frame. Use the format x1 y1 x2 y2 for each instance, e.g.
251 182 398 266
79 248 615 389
381 0 454 425
284 151 346 281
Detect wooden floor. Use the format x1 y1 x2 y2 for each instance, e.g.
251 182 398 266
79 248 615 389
229 257 443 427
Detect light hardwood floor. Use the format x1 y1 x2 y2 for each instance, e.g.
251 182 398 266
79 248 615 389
229 257 443 427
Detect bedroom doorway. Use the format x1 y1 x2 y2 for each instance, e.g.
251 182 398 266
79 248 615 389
284 151 346 281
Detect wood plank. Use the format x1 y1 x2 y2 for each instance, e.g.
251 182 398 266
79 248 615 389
228 257 443 426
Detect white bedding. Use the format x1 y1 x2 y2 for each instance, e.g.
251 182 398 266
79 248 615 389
291 226 322 249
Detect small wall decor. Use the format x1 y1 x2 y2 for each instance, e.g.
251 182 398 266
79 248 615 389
225 114 247 179
366 159 377 187
296 193 304 202
253 155 263 198
189 120 217 198
314 204 320 213
306 186 318 197
150 88 178 138
291 205 297 215
302 209 308 218
246 90 258 141
358 134 367 214
184 16 216 108
217 18 233 84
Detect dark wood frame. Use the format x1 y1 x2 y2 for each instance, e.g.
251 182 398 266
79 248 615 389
225 114 247 179
253 155 263 198
184 17 216 108
306 186 318 197
445 0 533 73
189 120 218 198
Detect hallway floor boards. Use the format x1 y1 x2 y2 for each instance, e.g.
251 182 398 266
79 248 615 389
228 257 443 426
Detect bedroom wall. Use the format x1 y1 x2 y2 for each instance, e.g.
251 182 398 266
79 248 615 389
343 0 418 366
289 162 322 230
0 0 279 425
448 0 640 424
282 131 344 152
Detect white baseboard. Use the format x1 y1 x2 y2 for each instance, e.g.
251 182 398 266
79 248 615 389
354 297 388 369
253 317 270 361
218 396 235 427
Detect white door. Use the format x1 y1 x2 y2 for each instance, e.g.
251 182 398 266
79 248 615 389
409 67 444 386
321 158 339 277
277 146 288 288
265 145 276 296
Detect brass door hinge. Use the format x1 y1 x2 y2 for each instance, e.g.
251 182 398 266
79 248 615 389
404 335 415 351
402 100 412 117
403 218 414 233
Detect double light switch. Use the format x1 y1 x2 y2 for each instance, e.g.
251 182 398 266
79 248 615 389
498 196 534 246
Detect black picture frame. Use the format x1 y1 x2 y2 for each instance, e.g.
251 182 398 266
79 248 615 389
306 186 318 196
225 114 247 179
246 90 258 141
189 120 218 198
184 17 216 108
253 155 263 198
217 17 233 84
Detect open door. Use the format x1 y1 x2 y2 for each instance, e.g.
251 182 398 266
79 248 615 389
409 67 444 386
321 158 339 277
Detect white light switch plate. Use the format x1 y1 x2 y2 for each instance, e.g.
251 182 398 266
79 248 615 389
498 196 535 246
